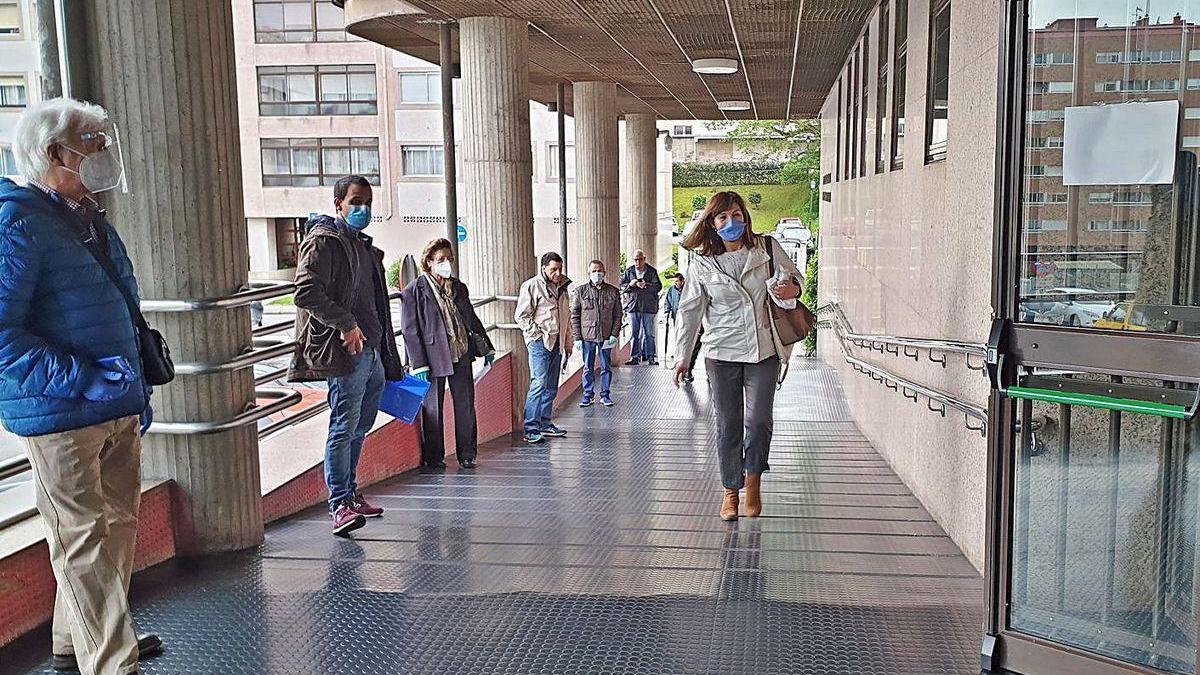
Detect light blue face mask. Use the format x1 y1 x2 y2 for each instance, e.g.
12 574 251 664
717 218 747 242
345 205 371 230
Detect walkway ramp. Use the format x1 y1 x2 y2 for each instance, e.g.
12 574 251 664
4 359 983 674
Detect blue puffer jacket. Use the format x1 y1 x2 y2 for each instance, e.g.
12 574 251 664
0 178 147 436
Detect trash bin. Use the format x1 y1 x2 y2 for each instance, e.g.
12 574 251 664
378 376 431 425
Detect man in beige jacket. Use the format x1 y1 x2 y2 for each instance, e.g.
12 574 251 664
514 252 573 444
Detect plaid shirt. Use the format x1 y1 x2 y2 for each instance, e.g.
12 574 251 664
27 180 107 248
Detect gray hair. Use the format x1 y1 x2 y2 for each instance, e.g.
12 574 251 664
632 249 646 259
13 97 110 180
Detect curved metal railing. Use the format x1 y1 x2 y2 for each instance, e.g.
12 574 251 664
817 302 989 436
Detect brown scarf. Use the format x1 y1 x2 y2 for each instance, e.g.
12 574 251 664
426 273 469 363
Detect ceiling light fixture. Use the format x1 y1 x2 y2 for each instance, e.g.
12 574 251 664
692 58 739 75
717 100 751 111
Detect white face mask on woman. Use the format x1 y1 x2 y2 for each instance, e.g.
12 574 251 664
433 260 453 279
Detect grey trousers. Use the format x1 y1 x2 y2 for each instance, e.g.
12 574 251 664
706 355 780 490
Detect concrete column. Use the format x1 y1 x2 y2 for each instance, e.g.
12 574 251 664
625 113 658 262
573 82 620 276
81 0 261 553
458 16 535 424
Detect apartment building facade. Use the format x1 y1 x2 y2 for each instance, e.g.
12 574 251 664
0 0 39 177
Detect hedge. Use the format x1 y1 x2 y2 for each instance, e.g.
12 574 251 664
672 161 785 187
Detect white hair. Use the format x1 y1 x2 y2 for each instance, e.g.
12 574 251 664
13 97 110 180
633 249 646 258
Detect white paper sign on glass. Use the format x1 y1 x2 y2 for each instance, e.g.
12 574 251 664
1062 100 1179 186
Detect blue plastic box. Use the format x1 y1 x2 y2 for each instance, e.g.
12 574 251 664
378 375 432 425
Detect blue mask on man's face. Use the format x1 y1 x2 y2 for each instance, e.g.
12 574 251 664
717 218 747 242
345 205 371 230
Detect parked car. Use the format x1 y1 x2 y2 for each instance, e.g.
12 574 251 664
775 219 812 248
1093 302 1150 332
658 214 680 236
1020 287 1115 327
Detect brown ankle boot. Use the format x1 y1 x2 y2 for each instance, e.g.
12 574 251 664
720 488 739 521
745 474 762 517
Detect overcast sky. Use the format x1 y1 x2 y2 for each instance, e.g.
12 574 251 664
1031 0 1197 27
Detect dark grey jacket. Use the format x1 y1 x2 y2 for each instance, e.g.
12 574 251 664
619 264 662 313
288 215 403 382
400 275 493 378
570 281 622 343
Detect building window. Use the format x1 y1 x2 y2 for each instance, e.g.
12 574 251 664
258 65 376 116
1031 81 1074 94
0 75 26 108
1095 79 1179 93
924 0 950 162
253 0 347 43
275 218 303 269
1027 109 1065 124
1026 165 1063 177
0 146 16 175
548 144 576 180
399 72 441 104
0 2 20 36
1096 52 1121 64
1184 136 1200 148
1186 108 1200 120
672 124 694 137
1026 192 1067 205
849 43 860 178
401 145 445 177
875 1 890 174
1088 191 1152 205
1088 219 1146 232
1033 52 1073 66
1188 78 1200 91
890 0 907 169
1026 219 1067 232
1027 136 1064 149
261 137 380 187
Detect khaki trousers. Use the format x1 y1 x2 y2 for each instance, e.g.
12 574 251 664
24 416 142 675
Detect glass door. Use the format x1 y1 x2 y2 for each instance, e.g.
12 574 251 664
989 0 1200 672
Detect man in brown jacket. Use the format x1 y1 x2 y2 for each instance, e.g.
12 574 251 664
289 175 403 536
571 259 622 407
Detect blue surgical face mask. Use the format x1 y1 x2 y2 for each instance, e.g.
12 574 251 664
344 205 371 230
590 271 605 285
717 218 747 242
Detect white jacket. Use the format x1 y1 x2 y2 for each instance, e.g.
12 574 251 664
515 273 574 351
674 236 803 376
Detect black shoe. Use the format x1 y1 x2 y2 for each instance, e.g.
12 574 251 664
53 634 164 671
647 359 659 366
460 459 477 469
627 358 641 366
684 373 695 382
421 461 447 471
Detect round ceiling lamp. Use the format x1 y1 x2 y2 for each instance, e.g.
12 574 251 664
692 58 739 75
717 100 752 111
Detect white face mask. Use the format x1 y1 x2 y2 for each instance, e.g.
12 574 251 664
590 271 605 285
433 260 453 279
60 126 127 194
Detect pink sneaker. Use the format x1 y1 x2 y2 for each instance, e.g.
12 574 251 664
350 493 384 518
331 504 366 536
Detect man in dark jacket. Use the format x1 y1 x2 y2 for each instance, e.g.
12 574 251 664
619 248 662 365
571 260 622 407
0 99 161 675
289 175 403 537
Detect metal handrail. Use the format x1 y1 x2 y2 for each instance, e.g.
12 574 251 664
0 455 29 482
819 301 989 436
817 302 988 370
149 388 302 436
141 281 295 313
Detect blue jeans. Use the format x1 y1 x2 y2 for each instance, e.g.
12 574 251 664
523 340 562 435
630 312 656 361
324 346 386 511
581 341 612 400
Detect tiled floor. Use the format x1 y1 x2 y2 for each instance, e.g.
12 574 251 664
2 358 984 674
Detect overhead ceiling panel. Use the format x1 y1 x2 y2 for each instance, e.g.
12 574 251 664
339 0 875 119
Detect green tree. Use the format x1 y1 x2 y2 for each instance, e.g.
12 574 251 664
690 194 708 211
748 191 763 207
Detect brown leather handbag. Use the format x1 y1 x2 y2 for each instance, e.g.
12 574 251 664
765 237 816 346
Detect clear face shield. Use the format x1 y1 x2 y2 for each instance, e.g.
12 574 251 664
60 123 128 194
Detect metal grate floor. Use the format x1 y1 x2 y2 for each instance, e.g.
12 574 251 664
2 358 983 674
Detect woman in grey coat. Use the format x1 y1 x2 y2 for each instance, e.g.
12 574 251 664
401 238 495 470
672 191 804 521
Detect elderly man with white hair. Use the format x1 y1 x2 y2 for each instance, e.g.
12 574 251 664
618 248 662 365
0 98 162 674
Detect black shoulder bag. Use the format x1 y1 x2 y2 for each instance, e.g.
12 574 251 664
82 237 176 386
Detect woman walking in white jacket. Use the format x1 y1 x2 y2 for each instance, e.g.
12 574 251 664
672 191 804 521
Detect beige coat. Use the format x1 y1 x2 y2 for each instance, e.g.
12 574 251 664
515 273 574 351
673 236 803 379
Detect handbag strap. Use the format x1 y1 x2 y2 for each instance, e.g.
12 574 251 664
34 189 150 334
